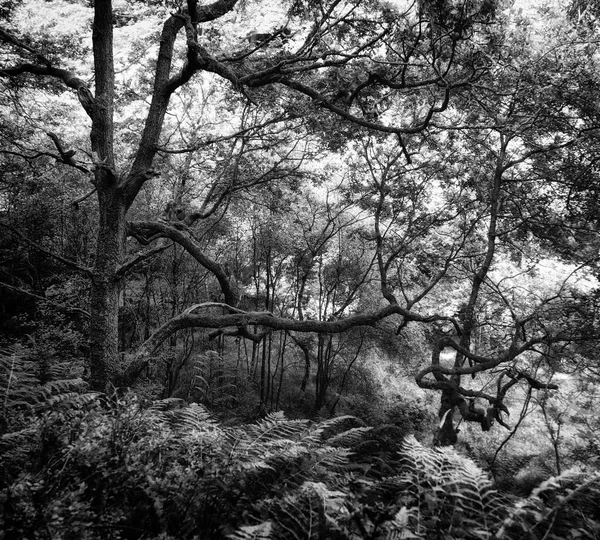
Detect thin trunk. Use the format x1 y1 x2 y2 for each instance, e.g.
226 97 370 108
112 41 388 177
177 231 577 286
265 333 272 408
274 331 287 409
435 135 508 445
260 338 266 403
329 334 365 415
297 338 311 392
315 334 328 411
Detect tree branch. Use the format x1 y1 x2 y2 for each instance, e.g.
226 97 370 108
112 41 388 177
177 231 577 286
46 132 90 173
116 241 174 279
127 220 236 304
119 303 443 386
71 188 97 207
0 27 95 118
194 0 239 22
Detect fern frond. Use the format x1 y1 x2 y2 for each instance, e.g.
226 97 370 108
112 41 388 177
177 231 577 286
326 426 373 448
149 397 186 411
0 425 38 449
246 412 311 444
300 481 347 516
269 484 329 539
45 391 100 409
312 415 364 440
190 351 239 408
38 378 88 400
167 402 214 433
311 446 352 472
1 347 39 415
394 436 509 538
228 522 273 540
451 460 504 531
498 469 600 540
0 424 40 472
46 361 83 380
382 506 423 540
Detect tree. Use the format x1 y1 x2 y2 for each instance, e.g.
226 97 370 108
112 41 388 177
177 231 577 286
0 0 494 393
2 0 600 448
412 4 600 444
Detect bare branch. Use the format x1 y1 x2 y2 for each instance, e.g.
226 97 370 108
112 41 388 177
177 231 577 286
195 0 239 22
0 27 95 118
118 301 442 386
116 241 174 279
127 220 236 304
274 78 450 136
46 132 90 173
71 188 97 207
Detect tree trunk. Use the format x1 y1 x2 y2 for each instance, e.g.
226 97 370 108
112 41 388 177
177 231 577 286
88 0 118 392
89 186 126 391
433 138 507 445
435 391 458 446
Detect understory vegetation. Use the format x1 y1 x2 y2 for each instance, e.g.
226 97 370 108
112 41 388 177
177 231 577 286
2 347 600 539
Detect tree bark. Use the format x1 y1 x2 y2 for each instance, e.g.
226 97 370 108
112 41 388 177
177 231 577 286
88 0 119 392
89 188 126 390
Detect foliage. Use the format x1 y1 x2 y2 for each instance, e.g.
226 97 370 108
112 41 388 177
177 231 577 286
2 386 600 539
2 0 600 504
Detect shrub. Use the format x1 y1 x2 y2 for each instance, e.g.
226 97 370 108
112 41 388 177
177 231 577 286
1 390 600 539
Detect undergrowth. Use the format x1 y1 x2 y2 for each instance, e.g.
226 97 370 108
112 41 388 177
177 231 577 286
2 348 600 539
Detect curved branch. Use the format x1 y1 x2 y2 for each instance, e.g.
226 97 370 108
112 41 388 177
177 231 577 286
275 78 450 136
119 303 442 386
116 241 174 279
71 187 97 207
46 132 91 173
0 26 95 118
195 0 239 22
127 220 236 304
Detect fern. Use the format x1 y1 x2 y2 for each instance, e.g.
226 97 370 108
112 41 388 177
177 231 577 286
381 507 423 540
168 402 214 432
0 424 40 465
38 377 87 399
0 345 101 493
326 426 373 447
0 348 95 423
228 522 273 540
0 346 39 427
5 397 600 540
246 411 312 443
266 481 346 539
191 351 238 408
149 397 187 411
352 436 509 539
498 469 600 540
